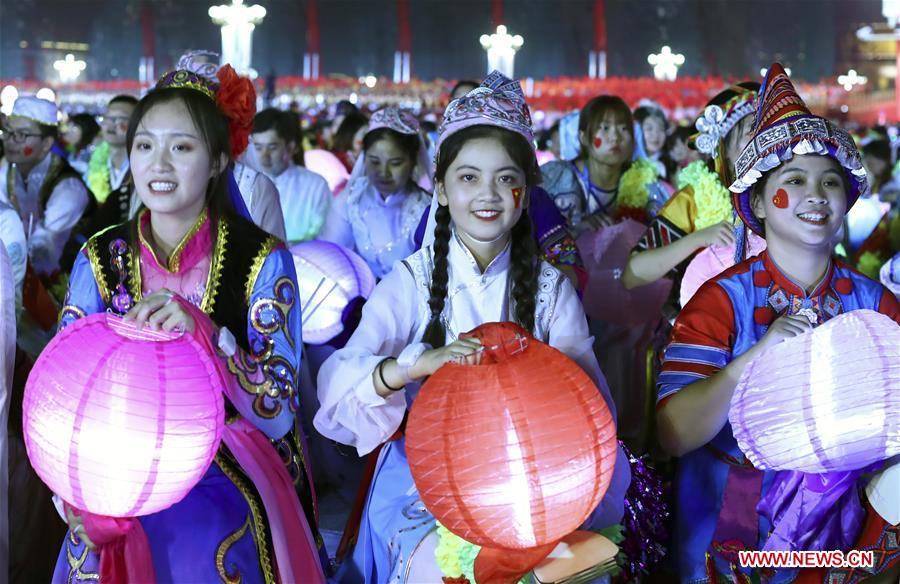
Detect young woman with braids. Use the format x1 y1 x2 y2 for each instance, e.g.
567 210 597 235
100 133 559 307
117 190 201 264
315 72 629 584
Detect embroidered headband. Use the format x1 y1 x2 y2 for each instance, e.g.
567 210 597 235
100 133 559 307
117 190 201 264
437 70 534 152
367 107 420 137
155 53 256 158
728 63 868 235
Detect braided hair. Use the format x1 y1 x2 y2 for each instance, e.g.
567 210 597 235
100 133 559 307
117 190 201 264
422 125 540 348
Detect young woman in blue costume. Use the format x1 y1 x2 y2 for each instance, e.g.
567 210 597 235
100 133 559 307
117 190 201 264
52 66 326 583
657 64 900 583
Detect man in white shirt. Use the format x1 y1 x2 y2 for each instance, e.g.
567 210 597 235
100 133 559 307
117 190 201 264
89 95 136 201
0 96 89 276
251 108 331 243
80 95 141 234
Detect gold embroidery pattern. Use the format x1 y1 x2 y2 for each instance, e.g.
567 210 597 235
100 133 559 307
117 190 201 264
239 275 298 418
264 355 296 413
58 304 86 328
201 217 228 315
214 452 276 584
226 352 281 419
168 210 208 272
127 237 142 304
137 208 208 273
215 516 251 584
249 276 296 351
85 224 123 306
244 236 279 304
66 535 100 581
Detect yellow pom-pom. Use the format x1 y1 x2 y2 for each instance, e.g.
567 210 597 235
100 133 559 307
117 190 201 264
87 142 112 204
857 251 884 280
618 159 657 210
434 523 465 578
678 160 733 229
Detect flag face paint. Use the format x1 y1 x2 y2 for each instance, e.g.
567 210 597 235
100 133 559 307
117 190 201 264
593 137 602 149
23 146 33 156
512 187 523 209
773 188 789 209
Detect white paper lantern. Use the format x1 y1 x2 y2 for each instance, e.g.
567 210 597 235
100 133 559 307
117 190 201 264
730 309 900 473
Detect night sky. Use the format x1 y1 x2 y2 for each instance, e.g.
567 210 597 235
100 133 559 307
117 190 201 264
0 0 887 82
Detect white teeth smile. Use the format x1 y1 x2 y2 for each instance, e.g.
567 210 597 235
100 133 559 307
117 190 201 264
150 181 177 192
797 211 828 224
474 210 500 218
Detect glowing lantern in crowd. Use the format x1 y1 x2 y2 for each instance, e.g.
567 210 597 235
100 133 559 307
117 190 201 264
289 240 376 344
304 148 349 193
731 309 900 473
23 313 224 517
406 322 617 580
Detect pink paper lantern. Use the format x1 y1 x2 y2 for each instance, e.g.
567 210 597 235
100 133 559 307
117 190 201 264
680 231 767 307
304 149 349 193
23 313 224 517
535 150 556 166
290 240 376 345
730 309 900 473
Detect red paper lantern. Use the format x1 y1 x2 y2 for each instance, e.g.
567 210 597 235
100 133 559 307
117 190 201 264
406 322 617 552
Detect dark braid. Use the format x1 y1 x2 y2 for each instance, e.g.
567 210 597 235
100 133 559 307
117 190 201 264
509 212 538 333
422 204 452 348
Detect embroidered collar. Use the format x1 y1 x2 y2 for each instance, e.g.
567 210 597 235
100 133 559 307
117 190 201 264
138 208 211 273
761 250 834 299
450 228 511 281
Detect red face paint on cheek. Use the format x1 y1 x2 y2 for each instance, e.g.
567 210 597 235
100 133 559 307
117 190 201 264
511 187 523 209
772 188 789 209
23 146 33 156
592 137 602 149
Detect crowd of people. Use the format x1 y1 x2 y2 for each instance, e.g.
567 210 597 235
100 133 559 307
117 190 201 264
1 49 898 584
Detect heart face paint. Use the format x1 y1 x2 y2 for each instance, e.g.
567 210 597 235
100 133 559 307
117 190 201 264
592 137 603 149
23 146 33 156
772 188 789 209
511 187 523 209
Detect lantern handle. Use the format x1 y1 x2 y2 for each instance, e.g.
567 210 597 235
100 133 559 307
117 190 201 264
301 277 341 326
105 312 185 342
452 333 530 365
